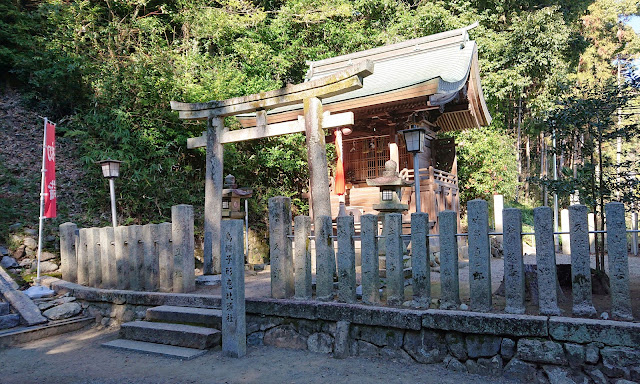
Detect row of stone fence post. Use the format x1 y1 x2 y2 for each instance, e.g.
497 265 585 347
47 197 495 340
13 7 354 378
268 197 633 320
59 205 195 293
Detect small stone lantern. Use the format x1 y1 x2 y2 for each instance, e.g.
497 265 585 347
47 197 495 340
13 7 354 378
367 160 412 257
366 160 412 214
222 174 252 219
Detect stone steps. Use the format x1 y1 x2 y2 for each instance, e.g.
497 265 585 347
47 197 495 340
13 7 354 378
103 305 223 358
119 321 221 350
146 305 222 329
102 339 208 360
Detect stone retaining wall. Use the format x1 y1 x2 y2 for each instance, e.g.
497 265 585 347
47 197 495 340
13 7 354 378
44 277 640 383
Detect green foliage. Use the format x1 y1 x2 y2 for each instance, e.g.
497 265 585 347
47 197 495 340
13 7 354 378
1 0 639 231
452 125 519 205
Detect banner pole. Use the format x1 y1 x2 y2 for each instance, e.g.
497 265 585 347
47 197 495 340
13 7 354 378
35 118 48 286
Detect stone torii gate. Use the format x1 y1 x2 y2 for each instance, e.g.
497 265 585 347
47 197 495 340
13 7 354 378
171 61 373 274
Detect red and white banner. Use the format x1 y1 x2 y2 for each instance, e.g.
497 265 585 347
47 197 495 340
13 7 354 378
43 120 56 218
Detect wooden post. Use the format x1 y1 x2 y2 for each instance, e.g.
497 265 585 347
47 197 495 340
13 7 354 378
204 117 224 275
304 97 331 219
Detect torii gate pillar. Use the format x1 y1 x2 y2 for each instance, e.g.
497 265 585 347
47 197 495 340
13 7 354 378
304 97 331 219
204 117 224 274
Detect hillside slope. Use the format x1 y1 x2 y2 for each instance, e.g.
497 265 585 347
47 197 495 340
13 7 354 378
0 90 88 241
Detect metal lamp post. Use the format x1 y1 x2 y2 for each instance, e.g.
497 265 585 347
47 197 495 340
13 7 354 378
400 125 426 213
97 159 122 228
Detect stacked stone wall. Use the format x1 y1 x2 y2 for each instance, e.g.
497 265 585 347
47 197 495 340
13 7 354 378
44 278 640 383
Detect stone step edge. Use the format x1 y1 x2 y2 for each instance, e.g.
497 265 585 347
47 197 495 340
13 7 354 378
0 317 94 348
146 306 222 326
102 339 208 360
121 320 220 335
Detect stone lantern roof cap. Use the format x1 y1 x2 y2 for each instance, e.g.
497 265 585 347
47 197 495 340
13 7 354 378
366 160 414 187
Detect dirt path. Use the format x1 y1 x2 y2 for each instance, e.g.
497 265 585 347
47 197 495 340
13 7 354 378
0 326 519 384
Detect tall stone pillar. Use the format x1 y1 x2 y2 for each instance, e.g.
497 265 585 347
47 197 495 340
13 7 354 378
439 210 460 310
533 206 561 316
59 222 78 283
172 204 195 293
467 199 492 312
268 197 294 299
360 214 380 305
503 208 525 314
385 213 404 306
294 215 312 300
315 215 335 301
568 205 596 317
336 215 356 303
204 117 224 275
304 97 331 219
605 202 632 320
411 212 430 307
221 220 246 358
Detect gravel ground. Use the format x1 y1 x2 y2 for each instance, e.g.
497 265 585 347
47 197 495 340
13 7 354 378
0 327 520 384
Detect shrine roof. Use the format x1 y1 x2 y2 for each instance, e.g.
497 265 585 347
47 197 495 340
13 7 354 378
237 23 491 131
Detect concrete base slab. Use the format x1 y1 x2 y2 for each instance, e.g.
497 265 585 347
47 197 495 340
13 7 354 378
102 339 208 360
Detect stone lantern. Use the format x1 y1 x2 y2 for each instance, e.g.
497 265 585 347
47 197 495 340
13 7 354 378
367 160 413 257
222 174 252 219
366 160 412 214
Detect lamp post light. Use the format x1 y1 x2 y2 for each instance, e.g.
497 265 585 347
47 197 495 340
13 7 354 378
97 159 122 228
400 125 426 213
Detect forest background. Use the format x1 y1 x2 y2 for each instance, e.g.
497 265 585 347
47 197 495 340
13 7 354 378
1 0 640 253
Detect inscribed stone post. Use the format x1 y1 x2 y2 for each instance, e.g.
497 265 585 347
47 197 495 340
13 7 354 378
533 206 561 316
204 117 224 275
221 220 246 358
360 214 380 305
304 97 332 220
568 205 596 317
467 199 492 312
114 226 129 290
411 212 430 307
59 222 78 283
294 216 312 300
88 227 102 288
268 197 294 299
143 224 159 291
503 208 525 314
157 222 173 292
99 227 115 289
172 205 195 293
561 209 570 255
605 202 633 320
315 215 335 301
128 225 142 291
336 215 356 303
439 210 460 309
385 213 404 306
76 228 89 286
